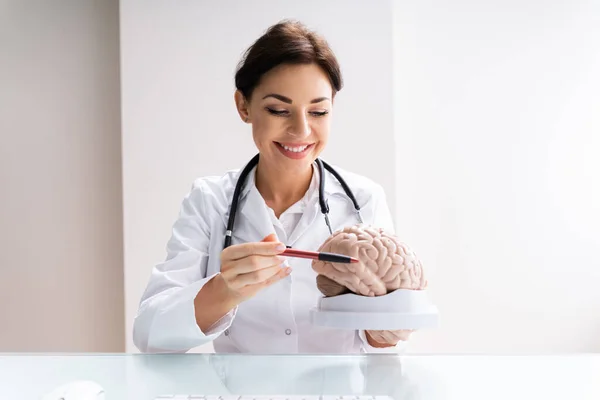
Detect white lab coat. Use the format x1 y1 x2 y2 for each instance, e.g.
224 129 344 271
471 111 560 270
133 162 408 354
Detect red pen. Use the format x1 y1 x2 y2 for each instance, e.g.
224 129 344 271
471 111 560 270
281 247 359 263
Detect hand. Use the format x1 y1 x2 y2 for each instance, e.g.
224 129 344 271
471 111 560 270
365 329 413 348
216 233 290 306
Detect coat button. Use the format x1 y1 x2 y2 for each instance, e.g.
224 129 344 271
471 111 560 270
285 329 292 335
224 329 229 336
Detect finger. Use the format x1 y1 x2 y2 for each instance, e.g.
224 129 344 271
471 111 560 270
367 331 394 345
234 264 286 287
262 266 292 286
370 329 412 343
221 257 277 283
391 329 413 341
224 254 285 277
243 266 292 292
222 235 285 261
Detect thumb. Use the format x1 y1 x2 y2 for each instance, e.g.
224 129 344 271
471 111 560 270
260 233 286 253
261 233 279 243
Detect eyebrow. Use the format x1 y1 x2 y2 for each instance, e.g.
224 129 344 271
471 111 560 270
262 94 330 104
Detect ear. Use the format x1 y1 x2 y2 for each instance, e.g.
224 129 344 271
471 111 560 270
234 90 251 123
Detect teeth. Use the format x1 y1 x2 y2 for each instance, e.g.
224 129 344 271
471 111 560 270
280 143 309 153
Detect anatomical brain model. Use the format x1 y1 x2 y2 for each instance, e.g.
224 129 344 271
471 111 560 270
313 225 427 297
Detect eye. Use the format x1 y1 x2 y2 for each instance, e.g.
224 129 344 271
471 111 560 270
310 110 329 117
266 107 289 116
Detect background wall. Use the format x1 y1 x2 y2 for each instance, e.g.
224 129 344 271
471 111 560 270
119 0 396 353
393 0 600 353
0 0 124 351
1 0 597 355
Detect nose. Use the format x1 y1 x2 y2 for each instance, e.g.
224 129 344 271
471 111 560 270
289 113 311 137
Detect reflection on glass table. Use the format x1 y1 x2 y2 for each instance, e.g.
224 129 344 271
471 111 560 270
0 353 599 400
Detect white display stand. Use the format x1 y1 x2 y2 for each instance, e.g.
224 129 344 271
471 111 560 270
310 289 439 330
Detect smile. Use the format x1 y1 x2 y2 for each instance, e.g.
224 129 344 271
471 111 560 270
274 142 315 159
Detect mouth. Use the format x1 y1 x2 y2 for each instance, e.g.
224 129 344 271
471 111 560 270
274 142 315 159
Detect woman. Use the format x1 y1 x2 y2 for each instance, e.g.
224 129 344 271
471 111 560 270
133 20 411 353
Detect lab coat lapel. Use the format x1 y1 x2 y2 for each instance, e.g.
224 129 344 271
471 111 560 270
286 166 342 248
286 199 320 248
229 162 345 247
234 186 275 244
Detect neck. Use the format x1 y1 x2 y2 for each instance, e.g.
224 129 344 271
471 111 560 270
255 159 314 218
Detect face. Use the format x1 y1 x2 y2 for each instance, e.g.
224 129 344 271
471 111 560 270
235 63 333 174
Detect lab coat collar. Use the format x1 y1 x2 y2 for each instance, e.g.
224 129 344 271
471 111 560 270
233 161 342 246
238 160 342 202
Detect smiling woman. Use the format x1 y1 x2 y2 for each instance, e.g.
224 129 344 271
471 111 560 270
132 19 405 354
236 62 335 216
233 21 343 217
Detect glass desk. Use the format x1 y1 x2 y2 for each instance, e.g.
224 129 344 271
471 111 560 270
1 353 599 400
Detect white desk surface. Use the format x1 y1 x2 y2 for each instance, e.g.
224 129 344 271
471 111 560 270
1 353 599 400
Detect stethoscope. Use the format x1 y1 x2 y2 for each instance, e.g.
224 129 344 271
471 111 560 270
224 153 364 249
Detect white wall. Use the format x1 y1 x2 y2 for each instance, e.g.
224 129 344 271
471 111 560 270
120 0 396 352
121 0 599 354
5 0 597 356
0 0 124 352
393 0 600 353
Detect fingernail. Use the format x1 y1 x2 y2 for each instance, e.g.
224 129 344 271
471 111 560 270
285 267 292 274
277 255 286 262
276 243 286 251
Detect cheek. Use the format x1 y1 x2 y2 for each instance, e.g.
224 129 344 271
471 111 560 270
251 115 280 147
313 119 331 141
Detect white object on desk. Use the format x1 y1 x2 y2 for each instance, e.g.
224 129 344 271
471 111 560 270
309 289 439 330
41 380 105 400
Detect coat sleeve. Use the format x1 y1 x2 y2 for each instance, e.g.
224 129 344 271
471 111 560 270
357 183 410 354
132 181 236 353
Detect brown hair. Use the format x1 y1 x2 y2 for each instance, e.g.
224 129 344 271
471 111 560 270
234 20 343 100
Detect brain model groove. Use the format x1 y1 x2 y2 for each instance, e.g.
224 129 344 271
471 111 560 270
312 225 427 297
